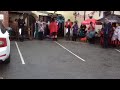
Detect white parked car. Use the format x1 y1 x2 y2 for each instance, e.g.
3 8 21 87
0 21 10 64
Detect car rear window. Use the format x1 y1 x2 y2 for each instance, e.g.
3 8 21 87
0 21 6 34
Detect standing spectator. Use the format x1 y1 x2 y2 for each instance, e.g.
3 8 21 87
72 21 79 41
79 23 87 38
100 23 105 47
18 16 25 42
34 18 40 39
12 19 18 40
45 21 50 38
118 24 120 45
43 21 47 38
49 18 58 41
65 19 72 40
111 23 117 47
103 18 112 48
38 20 44 40
87 22 95 44
112 23 120 46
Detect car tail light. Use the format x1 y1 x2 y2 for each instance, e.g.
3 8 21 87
0 54 6 57
0 38 7 47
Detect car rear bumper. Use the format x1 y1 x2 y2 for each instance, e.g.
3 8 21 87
0 47 10 61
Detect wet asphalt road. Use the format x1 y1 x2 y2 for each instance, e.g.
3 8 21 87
0 39 120 79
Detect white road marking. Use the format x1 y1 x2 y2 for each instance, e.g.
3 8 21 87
15 41 25 64
55 41 86 62
115 49 120 53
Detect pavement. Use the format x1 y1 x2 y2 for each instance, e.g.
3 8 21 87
0 39 120 79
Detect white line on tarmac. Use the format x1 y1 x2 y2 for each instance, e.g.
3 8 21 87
55 41 86 62
15 41 25 64
115 49 120 53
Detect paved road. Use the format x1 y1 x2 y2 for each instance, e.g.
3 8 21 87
0 39 120 79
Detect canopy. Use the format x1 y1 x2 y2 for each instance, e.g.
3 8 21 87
82 18 96 25
32 11 48 16
97 14 120 23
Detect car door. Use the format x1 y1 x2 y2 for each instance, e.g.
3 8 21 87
0 21 10 52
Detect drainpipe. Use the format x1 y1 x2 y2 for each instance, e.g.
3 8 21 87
84 11 86 20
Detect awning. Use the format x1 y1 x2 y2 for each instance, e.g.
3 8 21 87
9 11 32 14
37 11 49 14
97 14 120 23
32 11 48 16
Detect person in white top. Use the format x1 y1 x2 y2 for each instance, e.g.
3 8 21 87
112 24 118 41
112 23 120 46
38 20 44 40
117 25 120 41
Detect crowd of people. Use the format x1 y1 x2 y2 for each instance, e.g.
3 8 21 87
65 19 97 44
34 18 58 41
9 16 59 41
9 16 120 48
65 18 120 48
100 18 120 48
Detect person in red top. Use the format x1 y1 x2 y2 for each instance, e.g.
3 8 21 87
49 18 58 41
87 22 96 44
65 19 73 40
88 22 95 31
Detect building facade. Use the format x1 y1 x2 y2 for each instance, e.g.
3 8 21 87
0 11 9 28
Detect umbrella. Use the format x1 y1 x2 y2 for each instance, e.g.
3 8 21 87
97 14 120 23
82 18 96 25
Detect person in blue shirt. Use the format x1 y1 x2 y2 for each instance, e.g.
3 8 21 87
103 18 112 48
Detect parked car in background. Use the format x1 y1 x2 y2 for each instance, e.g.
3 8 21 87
0 21 10 64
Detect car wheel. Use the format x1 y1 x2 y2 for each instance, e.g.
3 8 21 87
3 55 10 64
